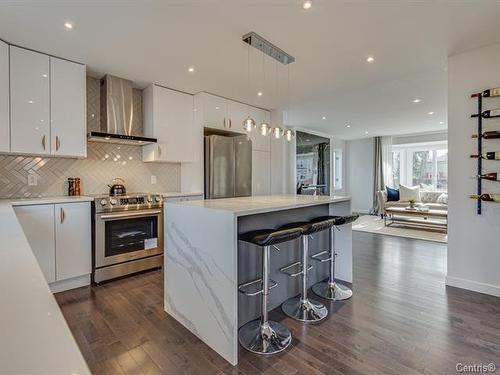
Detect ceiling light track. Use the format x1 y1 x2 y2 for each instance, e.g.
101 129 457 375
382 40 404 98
242 32 295 65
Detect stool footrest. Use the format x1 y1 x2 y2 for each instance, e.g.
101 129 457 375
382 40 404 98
238 278 278 296
280 261 313 277
311 250 332 263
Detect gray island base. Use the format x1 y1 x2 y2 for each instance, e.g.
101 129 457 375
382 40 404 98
164 195 352 365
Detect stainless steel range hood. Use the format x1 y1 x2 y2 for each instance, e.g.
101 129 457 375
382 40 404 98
88 75 156 145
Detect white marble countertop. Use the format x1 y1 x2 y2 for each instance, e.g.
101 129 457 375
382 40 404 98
0 200 90 374
2 195 94 206
168 194 351 216
162 191 204 198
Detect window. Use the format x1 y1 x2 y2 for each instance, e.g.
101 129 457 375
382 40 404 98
391 142 448 191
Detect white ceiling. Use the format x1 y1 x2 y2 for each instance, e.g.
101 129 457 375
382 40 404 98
1 0 500 139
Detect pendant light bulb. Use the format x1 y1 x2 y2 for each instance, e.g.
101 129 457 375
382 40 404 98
285 129 294 141
259 122 271 136
272 127 283 139
243 116 256 132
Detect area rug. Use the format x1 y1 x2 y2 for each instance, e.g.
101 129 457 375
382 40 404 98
352 215 447 243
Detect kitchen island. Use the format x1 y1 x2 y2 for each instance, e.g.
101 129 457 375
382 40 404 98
164 195 352 365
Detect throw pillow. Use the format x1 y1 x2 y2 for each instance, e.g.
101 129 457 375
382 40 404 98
399 184 420 202
386 186 400 201
437 193 448 205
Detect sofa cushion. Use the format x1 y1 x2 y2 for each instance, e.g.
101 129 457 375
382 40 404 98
399 184 420 202
386 186 400 201
436 193 448 205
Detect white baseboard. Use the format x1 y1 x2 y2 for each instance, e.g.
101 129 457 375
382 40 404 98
445 275 500 298
50 274 90 294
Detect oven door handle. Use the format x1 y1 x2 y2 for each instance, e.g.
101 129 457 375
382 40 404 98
99 210 163 220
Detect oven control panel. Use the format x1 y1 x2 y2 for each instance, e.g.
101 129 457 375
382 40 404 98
94 194 163 213
120 197 145 205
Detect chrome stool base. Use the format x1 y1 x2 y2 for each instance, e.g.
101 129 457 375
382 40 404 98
282 297 328 322
238 319 292 355
312 281 352 301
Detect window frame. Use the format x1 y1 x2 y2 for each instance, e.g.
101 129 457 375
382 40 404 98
391 141 448 191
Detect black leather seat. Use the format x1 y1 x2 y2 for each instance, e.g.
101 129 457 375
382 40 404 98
239 227 304 247
278 216 341 235
341 214 359 225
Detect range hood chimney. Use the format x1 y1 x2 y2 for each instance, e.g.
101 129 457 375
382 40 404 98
88 75 156 145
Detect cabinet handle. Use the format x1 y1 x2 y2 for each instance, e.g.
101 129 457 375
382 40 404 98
56 136 60 151
158 145 162 158
60 207 65 224
41 135 46 150
229 118 232 128
223 117 227 128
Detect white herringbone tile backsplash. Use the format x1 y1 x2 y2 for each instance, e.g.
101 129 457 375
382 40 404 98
0 142 181 198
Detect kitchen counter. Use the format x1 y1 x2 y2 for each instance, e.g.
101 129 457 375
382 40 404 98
162 191 203 198
174 194 350 216
3 195 93 206
0 198 90 374
164 194 352 366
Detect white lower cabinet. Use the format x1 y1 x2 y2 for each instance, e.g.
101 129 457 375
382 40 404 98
164 194 204 203
252 150 271 196
14 204 56 283
55 202 91 280
14 202 91 291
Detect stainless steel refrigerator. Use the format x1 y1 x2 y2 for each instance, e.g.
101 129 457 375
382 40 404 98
204 135 252 199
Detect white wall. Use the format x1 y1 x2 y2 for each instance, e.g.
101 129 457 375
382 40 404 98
346 138 374 213
447 42 500 297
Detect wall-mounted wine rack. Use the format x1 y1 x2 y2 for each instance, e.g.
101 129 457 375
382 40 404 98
473 93 482 214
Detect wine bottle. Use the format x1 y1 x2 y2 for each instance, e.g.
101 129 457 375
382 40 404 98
471 87 500 98
471 131 500 139
475 173 500 181
471 152 500 160
471 109 500 118
470 193 500 202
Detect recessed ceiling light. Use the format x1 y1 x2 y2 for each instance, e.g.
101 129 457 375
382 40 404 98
413 98 421 103
322 116 326 120
257 91 263 96
302 0 312 10
64 22 73 30
366 56 375 63
428 111 434 115
215 106 220 110
346 124 351 128
188 67 194 73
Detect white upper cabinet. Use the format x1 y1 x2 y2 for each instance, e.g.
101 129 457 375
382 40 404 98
14 204 56 283
142 85 194 162
249 107 271 152
252 150 271 196
55 202 91 281
227 100 249 134
0 40 9 152
10 46 50 154
197 92 229 131
50 57 86 158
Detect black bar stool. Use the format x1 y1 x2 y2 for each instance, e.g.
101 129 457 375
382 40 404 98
311 214 359 301
278 218 336 322
238 227 303 355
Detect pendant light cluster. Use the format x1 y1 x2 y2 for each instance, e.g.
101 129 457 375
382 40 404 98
241 32 295 141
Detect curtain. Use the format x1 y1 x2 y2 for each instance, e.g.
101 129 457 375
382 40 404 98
370 137 385 215
381 136 393 187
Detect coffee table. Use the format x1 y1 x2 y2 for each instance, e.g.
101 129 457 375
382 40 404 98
384 206 448 232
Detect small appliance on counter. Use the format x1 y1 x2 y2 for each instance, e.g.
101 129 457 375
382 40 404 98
204 134 252 199
108 177 127 196
91 192 164 283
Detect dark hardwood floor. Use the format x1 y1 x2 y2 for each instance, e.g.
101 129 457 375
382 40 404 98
55 232 500 374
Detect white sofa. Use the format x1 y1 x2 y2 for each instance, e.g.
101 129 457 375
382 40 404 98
376 190 448 216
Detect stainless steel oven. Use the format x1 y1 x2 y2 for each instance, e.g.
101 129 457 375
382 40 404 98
92 194 164 283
